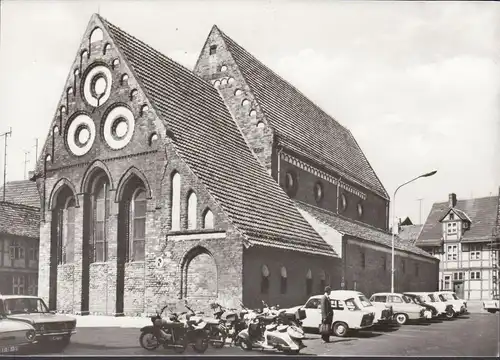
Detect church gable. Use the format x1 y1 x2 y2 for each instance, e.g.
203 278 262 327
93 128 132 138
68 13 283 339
35 14 166 177
194 26 274 172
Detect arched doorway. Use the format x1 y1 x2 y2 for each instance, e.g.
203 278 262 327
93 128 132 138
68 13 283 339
116 174 147 315
49 185 76 310
180 246 218 299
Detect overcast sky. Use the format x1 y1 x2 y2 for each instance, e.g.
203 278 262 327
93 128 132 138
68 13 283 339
0 0 499 226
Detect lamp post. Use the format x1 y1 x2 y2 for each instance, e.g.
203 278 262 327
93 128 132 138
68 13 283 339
391 170 437 293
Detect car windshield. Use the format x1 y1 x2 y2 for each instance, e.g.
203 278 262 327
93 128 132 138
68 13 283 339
428 294 437 302
358 295 373 307
345 298 360 311
3 298 50 315
438 294 446 302
402 295 413 304
416 295 426 303
451 293 459 300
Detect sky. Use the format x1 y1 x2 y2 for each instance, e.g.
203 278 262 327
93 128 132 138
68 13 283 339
0 0 499 226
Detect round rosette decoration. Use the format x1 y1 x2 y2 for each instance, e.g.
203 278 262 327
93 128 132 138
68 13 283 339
66 114 96 156
103 106 135 150
83 65 113 107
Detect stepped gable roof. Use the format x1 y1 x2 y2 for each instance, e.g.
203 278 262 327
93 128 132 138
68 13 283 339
417 196 498 246
0 180 40 208
0 202 40 238
295 201 436 260
215 27 388 199
398 225 424 245
100 16 336 257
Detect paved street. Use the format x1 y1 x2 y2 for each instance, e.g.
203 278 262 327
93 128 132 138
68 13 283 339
33 313 499 357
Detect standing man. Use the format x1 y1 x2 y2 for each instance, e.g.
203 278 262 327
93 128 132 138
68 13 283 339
320 286 333 343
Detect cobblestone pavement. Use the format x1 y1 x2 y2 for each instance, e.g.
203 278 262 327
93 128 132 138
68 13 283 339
35 313 499 357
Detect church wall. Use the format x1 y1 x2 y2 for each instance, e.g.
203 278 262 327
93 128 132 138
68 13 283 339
242 245 341 309
342 237 439 297
276 153 389 231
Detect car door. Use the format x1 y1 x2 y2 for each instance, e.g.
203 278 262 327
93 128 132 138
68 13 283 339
302 298 322 328
388 295 405 313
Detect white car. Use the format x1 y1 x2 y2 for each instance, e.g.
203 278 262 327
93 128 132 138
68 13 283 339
434 291 467 317
285 290 375 337
370 293 429 325
404 292 454 319
482 294 499 314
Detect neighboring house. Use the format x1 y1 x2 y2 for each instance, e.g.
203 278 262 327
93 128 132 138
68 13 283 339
0 202 40 296
30 14 438 317
0 180 40 208
400 217 414 226
416 192 500 300
399 224 424 245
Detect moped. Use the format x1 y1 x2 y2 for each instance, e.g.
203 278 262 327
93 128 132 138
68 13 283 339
185 301 227 349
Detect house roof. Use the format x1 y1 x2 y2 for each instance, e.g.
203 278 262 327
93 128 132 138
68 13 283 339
0 202 40 239
398 225 424 245
438 208 471 223
0 180 40 208
100 16 336 257
416 196 499 246
214 27 389 200
294 201 436 260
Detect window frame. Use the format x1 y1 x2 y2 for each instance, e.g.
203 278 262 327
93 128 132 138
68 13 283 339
470 244 481 260
470 271 481 280
447 244 458 261
91 176 110 263
128 187 146 262
446 222 458 235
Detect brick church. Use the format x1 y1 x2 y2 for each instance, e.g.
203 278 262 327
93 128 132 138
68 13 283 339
32 14 438 316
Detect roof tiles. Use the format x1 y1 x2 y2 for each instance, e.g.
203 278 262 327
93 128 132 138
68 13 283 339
0 202 40 239
216 28 389 199
0 180 40 208
101 16 336 257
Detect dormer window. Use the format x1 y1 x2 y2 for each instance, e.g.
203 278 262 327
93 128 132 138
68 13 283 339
447 222 457 235
449 213 454 220
209 45 217 55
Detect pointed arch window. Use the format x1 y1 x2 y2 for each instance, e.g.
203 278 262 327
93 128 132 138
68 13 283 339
59 197 76 264
92 176 110 263
203 209 214 230
306 269 313 296
280 266 287 294
319 270 326 293
187 191 198 230
129 188 146 262
261 265 270 294
171 172 181 231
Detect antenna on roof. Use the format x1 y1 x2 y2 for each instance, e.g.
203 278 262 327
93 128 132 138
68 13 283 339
33 138 38 165
23 151 30 180
98 3 100 15
417 198 424 224
0 127 12 202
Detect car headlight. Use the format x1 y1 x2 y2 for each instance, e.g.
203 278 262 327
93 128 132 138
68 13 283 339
26 330 36 342
38 325 45 333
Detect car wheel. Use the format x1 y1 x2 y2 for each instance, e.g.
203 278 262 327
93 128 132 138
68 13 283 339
239 339 252 351
395 313 408 325
487 309 497 314
445 309 455 319
332 322 349 337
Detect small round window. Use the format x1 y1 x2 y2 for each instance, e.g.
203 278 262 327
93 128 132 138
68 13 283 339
357 203 363 217
341 193 348 212
314 182 323 203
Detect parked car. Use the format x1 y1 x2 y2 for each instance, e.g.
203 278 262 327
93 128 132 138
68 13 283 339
0 295 77 350
402 293 439 318
0 309 37 354
369 293 429 325
482 294 499 314
405 292 454 319
434 291 467 317
284 290 375 337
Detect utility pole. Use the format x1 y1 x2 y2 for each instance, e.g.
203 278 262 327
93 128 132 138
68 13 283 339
23 151 30 180
1 127 12 202
33 138 39 164
417 198 424 224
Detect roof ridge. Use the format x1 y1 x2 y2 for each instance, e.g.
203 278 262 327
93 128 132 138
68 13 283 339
0 201 40 211
216 27 349 133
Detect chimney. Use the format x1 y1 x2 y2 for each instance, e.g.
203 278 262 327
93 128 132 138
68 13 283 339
449 193 457 208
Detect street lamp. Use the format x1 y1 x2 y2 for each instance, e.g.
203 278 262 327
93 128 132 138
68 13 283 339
391 170 437 293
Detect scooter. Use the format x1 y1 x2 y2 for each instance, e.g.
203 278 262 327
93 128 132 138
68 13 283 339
185 301 227 349
237 310 306 354
211 302 247 346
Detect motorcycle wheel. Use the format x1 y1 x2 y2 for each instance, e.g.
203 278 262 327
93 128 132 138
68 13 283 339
191 335 209 354
139 332 160 351
239 339 252 351
172 336 188 354
210 328 227 349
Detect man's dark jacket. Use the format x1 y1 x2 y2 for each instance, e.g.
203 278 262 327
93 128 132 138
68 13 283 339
320 294 333 321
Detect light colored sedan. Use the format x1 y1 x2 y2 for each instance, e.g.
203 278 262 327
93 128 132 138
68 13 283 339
369 292 428 325
0 312 37 354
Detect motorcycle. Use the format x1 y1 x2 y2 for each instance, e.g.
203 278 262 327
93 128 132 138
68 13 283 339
211 302 247 346
237 306 306 354
139 304 209 354
185 301 227 349
261 301 303 328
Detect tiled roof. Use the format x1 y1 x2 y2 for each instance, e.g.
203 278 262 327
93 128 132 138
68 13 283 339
215 27 389 199
0 202 40 238
416 196 499 246
398 225 424 245
294 201 436 260
0 180 40 208
100 16 336 257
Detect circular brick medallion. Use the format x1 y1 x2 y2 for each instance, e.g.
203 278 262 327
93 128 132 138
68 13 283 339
66 114 96 156
83 65 113 107
103 106 135 150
